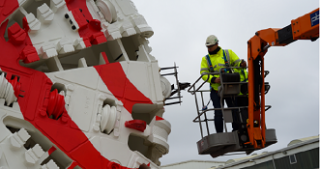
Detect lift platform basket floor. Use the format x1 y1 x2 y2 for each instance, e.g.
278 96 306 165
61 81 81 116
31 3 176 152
197 129 277 157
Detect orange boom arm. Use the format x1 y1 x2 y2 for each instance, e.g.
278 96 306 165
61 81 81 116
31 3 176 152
246 8 319 149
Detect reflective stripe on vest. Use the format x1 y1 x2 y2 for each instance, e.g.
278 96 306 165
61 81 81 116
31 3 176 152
223 49 233 73
205 50 231 73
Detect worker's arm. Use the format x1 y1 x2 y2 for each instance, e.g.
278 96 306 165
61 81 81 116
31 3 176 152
229 49 246 68
200 57 218 83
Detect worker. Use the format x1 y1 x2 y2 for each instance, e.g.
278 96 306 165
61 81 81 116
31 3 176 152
200 35 247 133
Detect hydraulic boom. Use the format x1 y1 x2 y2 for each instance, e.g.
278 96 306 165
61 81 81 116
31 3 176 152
246 8 319 149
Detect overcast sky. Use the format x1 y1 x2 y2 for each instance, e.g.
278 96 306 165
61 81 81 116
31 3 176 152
132 0 319 166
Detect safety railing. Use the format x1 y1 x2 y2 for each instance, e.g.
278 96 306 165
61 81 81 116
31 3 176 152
188 68 271 139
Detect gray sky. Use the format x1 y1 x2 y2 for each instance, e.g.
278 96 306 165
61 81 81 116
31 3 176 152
132 0 319 166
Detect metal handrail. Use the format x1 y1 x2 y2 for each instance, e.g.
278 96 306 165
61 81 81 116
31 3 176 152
188 66 246 94
193 105 272 123
188 67 242 138
187 74 210 95
188 66 271 138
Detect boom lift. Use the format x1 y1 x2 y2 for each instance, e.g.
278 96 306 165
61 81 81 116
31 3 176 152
246 7 319 149
188 8 319 157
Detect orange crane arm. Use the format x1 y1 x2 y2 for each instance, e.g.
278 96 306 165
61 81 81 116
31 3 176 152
246 8 319 149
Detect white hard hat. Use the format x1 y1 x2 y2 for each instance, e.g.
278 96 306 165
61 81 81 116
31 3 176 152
206 35 219 46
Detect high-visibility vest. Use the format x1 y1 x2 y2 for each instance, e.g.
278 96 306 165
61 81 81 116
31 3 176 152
234 67 248 95
200 48 242 91
234 68 248 82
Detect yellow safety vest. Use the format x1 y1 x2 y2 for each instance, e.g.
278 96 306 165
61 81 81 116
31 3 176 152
234 67 248 95
200 48 242 91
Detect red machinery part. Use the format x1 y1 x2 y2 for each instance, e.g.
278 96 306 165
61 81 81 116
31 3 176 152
89 19 102 31
94 63 153 114
125 120 147 132
20 45 40 64
65 0 106 47
71 8 88 29
155 116 164 121
8 22 26 45
47 89 65 119
7 76 21 98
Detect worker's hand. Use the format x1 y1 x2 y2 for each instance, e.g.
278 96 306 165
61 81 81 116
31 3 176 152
240 60 247 68
214 77 221 84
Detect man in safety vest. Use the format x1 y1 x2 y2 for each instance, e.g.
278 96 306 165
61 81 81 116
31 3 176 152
200 35 247 133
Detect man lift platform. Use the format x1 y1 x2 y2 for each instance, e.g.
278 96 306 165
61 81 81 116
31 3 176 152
188 8 319 158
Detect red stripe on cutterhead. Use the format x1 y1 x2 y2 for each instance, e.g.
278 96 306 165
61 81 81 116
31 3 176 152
94 62 153 113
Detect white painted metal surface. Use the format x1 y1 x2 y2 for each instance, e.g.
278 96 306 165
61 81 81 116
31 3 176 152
0 0 172 168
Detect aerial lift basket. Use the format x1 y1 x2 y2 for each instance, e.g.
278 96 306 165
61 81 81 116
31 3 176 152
188 68 277 157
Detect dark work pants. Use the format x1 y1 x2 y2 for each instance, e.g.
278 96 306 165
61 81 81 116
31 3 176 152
237 96 249 124
210 90 240 133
